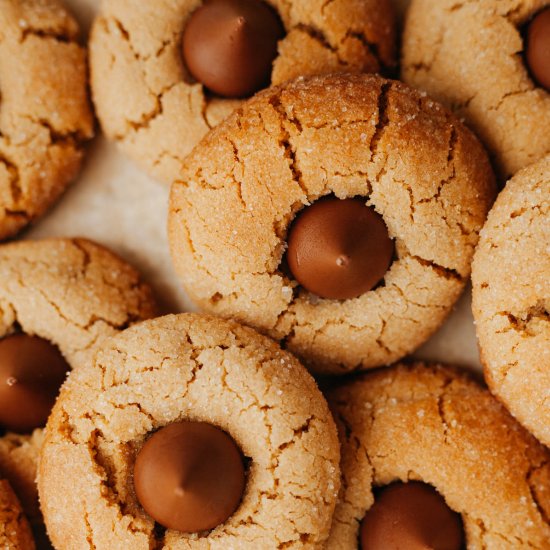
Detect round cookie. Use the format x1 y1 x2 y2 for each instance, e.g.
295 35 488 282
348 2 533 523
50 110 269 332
0 478 34 550
38 313 340 549
168 73 496 375
89 0 396 183
472 155 550 447
0 237 157 544
325 363 550 548
0 0 94 240
402 0 550 180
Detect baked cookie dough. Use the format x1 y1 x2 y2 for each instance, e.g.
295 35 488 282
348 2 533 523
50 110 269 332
0 478 34 550
402 0 550 180
38 313 340 549
0 237 157 545
90 0 396 183
0 0 94 240
326 363 550 549
169 73 496 375
472 155 550 447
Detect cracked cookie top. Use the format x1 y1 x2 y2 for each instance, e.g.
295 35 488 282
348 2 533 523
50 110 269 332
402 0 550 180
0 478 35 550
0 0 94 240
38 313 340 549
89 0 396 183
472 154 550 447
0 238 157 369
325 362 550 549
168 73 496 375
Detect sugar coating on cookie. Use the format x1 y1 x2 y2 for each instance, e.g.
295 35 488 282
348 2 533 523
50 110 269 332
169 73 496 375
472 155 550 447
0 479 35 549
0 238 157 368
402 0 550 180
89 0 396 183
38 313 340 549
0 0 94 240
0 238 157 544
325 363 550 548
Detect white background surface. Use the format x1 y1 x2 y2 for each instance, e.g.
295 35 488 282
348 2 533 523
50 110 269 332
29 0 483 373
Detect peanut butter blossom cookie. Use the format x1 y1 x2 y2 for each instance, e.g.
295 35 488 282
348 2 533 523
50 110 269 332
169 73 496 375
38 314 340 549
0 238 157 546
326 363 550 548
472 155 550 447
0 0 93 241
402 0 550 180
89 0 396 183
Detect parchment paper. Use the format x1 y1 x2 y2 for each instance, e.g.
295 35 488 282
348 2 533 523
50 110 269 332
28 0 483 373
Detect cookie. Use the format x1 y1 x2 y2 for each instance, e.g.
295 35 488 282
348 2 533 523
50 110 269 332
326 363 550 548
89 0 396 183
472 155 550 447
0 0 94 241
168 73 496 375
0 237 157 544
0 479 34 550
38 313 340 549
402 0 550 180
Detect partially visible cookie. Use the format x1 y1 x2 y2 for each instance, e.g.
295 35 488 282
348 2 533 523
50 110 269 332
0 238 157 367
0 431 43 532
39 313 340 549
169 73 496 375
0 238 157 545
326 363 550 549
402 0 550 180
472 155 550 446
0 479 34 550
90 0 396 183
0 0 94 240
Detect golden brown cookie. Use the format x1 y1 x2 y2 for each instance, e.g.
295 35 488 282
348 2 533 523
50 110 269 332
168 73 496 375
326 363 550 549
472 155 550 447
0 0 94 241
89 0 396 183
0 237 157 546
0 479 34 550
38 313 340 549
401 0 550 180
